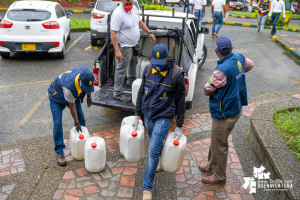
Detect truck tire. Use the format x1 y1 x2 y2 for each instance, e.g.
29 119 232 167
186 101 193 109
160 0 166 5
178 1 184 7
0 52 10 59
198 43 207 69
57 44 65 59
91 38 98 46
67 32 71 40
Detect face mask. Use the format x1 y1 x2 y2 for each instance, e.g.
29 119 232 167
124 5 133 12
153 64 166 72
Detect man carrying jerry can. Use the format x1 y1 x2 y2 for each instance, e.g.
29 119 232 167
48 66 94 167
133 44 186 200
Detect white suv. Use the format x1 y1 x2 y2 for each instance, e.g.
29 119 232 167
88 0 140 46
0 0 71 59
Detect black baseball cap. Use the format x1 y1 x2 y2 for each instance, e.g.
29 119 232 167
215 37 232 54
79 70 94 93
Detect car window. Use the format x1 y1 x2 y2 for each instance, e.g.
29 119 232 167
7 10 51 21
96 0 138 12
58 5 66 17
55 5 62 18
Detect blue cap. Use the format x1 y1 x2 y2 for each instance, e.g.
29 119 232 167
151 44 169 65
79 70 94 93
215 37 232 54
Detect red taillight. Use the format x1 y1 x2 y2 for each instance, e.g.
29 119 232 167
0 20 13 29
0 41 8 47
42 21 60 29
93 68 99 86
92 13 105 19
184 78 189 97
49 42 60 47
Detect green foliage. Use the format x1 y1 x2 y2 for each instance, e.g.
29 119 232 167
138 0 153 5
58 0 82 6
70 18 90 28
273 108 300 162
203 110 210 113
141 3 172 11
44 164 49 169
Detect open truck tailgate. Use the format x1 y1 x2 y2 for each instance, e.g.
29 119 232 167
92 89 135 112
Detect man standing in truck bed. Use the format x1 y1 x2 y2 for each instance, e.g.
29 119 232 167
111 0 156 102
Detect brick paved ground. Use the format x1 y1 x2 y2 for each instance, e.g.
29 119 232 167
1 95 300 200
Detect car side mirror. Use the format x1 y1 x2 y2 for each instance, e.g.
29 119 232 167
139 4 144 9
199 27 209 34
88 2 95 8
67 12 72 18
0 16 2 22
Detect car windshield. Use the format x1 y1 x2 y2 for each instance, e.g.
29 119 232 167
96 0 138 12
7 10 51 22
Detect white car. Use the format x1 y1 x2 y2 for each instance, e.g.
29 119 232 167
88 0 140 46
160 0 185 7
0 0 72 59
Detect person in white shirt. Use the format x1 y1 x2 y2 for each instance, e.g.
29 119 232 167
268 0 285 37
111 0 156 102
211 0 226 38
191 0 207 28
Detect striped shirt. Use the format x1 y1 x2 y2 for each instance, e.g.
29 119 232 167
205 58 254 92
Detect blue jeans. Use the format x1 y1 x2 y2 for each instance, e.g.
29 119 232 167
194 10 204 28
271 13 280 35
183 4 190 13
50 100 85 154
142 118 173 191
212 12 223 35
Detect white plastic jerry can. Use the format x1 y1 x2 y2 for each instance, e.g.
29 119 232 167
131 78 142 106
119 124 131 156
121 115 143 126
124 124 145 163
161 132 187 173
84 137 106 172
140 59 151 78
70 126 90 160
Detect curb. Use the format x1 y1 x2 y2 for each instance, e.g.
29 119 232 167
229 13 254 19
291 17 300 20
0 7 8 11
70 27 90 32
65 10 91 13
272 36 300 61
202 21 300 32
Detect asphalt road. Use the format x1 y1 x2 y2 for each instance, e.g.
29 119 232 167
1 8 300 144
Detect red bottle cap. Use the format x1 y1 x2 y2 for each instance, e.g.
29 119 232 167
79 134 84 140
139 117 141 120
131 131 137 137
173 140 179 146
91 142 97 148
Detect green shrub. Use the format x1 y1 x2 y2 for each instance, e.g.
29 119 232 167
141 3 172 11
138 0 153 5
70 18 90 28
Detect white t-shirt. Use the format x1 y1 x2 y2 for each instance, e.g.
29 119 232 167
62 86 75 103
190 0 207 10
110 5 141 47
212 0 225 12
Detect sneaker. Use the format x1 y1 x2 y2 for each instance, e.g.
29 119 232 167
214 33 219 38
156 162 163 172
270 34 273 38
113 93 131 102
57 153 67 167
143 190 152 200
212 35 215 38
260 32 263 36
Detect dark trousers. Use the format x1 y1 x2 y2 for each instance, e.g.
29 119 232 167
271 13 280 35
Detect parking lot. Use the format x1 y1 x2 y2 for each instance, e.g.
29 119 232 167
1 8 300 146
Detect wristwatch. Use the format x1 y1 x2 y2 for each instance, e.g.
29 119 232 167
148 31 153 35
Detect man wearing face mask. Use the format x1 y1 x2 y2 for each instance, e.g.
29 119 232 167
111 0 156 102
48 66 94 167
133 44 186 200
201 37 254 184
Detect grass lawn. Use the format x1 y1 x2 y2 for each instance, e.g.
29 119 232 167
70 18 90 28
291 14 300 17
230 11 255 16
273 108 300 162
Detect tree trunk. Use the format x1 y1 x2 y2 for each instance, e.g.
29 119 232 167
154 0 158 5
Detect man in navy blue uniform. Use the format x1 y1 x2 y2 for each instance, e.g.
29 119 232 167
133 44 186 200
200 37 254 184
48 66 94 166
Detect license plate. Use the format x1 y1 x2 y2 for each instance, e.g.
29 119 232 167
22 44 36 51
236 7 240 9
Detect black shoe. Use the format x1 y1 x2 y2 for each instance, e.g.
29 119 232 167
113 93 132 102
57 153 67 167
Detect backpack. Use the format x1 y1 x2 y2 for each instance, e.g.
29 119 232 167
144 64 181 88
